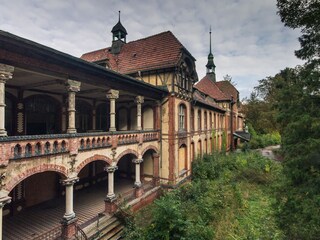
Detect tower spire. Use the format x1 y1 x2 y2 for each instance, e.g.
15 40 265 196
206 26 216 81
209 26 212 54
118 10 121 22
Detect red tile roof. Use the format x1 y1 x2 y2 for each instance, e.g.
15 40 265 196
193 90 225 112
81 31 187 74
216 80 239 100
194 75 230 101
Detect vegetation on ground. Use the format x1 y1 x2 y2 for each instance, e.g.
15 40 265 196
122 152 284 240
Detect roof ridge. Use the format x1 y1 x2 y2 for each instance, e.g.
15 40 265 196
81 47 109 57
126 30 179 44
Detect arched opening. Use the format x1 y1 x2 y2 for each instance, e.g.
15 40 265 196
76 100 92 133
204 139 208 154
142 149 155 182
116 153 137 197
178 104 187 131
190 142 195 162
4 171 65 239
25 95 59 135
142 107 154 130
178 144 187 175
197 140 202 157
96 103 109 131
118 108 128 130
76 160 108 191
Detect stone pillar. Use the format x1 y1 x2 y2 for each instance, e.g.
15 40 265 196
135 96 144 131
106 89 119 132
133 158 144 197
0 64 14 136
104 166 118 213
66 80 81 134
0 191 11 240
60 177 79 240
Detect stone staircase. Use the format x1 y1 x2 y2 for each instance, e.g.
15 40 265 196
82 214 124 240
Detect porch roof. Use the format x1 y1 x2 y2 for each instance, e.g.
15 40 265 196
0 30 168 100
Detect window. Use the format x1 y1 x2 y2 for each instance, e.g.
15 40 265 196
209 112 212 129
190 108 194 131
197 110 201 131
204 111 207 130
179 104 186 130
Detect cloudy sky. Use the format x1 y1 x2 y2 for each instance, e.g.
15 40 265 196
0 0 304 99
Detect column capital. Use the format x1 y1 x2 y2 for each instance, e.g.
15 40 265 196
105 165 118 173
132 158 143 164
60 177 79 186
66 79 81 92
106 89 119 99
135 95 144 104
0 64 14 82
0 190 11 208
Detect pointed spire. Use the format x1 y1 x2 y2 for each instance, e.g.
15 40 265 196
118 10 121 22
206 26 216 81
209 26 212 54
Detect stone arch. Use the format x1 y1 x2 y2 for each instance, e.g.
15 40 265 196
5 164 67 192
141 145 159 157
76 154 112 174
115 149 139 163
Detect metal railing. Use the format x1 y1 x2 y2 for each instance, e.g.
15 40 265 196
75 225 88 240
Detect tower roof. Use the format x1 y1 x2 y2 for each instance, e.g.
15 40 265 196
206 27 216 71
111 11 127 35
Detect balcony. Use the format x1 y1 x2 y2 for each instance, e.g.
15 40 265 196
0 130 159 163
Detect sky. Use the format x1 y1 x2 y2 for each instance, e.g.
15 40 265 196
0 0 304 99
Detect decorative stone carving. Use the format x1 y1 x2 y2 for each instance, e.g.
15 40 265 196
132 158 143 164
66 79 81 93
0 64 14 82
106 89 119 99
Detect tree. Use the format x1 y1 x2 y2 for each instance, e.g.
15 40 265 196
277 0 320 62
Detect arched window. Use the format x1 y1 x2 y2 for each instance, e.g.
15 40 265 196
197 110 201 131
204 111 207 130
190 108 194 131
25 95 59 135
178 104 186 131
96 103 108 131
76 100 92 133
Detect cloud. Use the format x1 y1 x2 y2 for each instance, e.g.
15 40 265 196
0 0 303 98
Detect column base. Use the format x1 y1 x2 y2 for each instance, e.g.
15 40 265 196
0 130 7 137
153 177 160 187
104 197 118 214
67 128 77 134
61 217 77 240
109 127 116 132
135 186 144 198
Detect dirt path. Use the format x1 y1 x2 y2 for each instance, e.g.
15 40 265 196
257 145 281 160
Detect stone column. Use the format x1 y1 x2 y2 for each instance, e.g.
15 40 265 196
104 165 118 213
106 89 119 132
0 191 11 240
60 177 79 240
66 80 81 134
135 96 144 130
133 158 144 197
0 64 14 136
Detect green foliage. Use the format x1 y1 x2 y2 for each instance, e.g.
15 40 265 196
277 0 320 62
245 123 281 149
123 152 284 240
221 130 227 153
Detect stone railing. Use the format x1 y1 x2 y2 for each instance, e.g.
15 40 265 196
0 130 159 163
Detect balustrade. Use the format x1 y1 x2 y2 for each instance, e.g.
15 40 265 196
0 130 159 161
